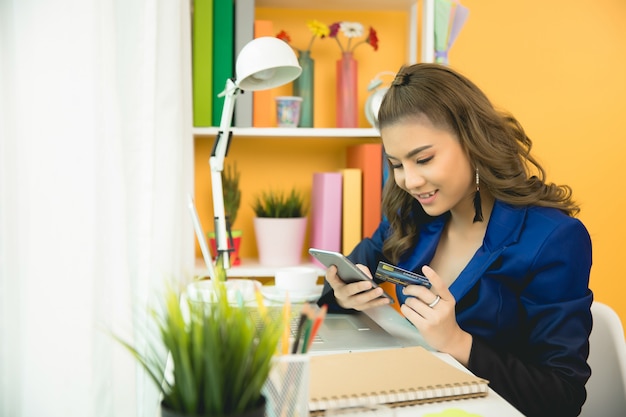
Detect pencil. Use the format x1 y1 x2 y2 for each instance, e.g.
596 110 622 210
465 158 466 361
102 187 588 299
291 303 311 354
297 304 315 354
254 287 267 320
299 316 314 354
305 304 328 353
281 294 291 355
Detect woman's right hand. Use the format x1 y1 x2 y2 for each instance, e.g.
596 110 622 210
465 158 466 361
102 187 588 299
325 264 391 311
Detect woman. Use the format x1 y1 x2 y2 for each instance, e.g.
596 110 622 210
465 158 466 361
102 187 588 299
317 63 593 417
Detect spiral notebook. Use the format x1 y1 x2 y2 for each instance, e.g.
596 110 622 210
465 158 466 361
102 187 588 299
308 345 489 413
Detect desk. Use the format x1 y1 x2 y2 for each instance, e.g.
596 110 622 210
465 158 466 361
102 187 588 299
327 305 525 417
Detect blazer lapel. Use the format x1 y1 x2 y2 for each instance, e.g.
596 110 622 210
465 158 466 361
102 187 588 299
397 214 447 272
449 202 527 300
398 202 528 301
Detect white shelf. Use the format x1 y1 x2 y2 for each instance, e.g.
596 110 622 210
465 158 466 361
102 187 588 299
195 257 326 279
257 0 417 11
192 127 380 138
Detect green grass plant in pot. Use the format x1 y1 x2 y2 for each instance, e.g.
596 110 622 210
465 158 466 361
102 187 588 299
251 187 308 266
209 161 243 266
114 261 283 417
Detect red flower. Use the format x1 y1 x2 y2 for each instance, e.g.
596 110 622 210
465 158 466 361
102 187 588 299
276 30 291 44
366 27 379 51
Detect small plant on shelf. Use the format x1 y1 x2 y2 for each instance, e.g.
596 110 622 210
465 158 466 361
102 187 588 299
222 161 242 228
252 188 309 266
251 187 307 218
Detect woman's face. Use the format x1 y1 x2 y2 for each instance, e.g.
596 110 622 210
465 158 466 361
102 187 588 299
382 116 475 219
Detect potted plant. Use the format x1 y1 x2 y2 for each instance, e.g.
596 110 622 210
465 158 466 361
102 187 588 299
209 161 243 265
251 187 308 266
114 262 284 417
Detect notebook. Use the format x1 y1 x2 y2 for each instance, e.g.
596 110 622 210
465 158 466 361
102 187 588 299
308 346 489 413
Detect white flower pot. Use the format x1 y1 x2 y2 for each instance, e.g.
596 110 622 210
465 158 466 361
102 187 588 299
253 217 308 266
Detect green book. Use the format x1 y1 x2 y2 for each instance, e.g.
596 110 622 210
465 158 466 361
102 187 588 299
192 0 213 127
212 0 234 126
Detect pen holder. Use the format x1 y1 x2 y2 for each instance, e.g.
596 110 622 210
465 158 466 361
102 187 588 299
262 354 310 417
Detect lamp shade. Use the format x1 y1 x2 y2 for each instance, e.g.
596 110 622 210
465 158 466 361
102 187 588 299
235 37 302 91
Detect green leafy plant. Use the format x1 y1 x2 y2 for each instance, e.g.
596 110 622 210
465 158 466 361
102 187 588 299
251 187 307 218
113 267 283 416
223 162 242 228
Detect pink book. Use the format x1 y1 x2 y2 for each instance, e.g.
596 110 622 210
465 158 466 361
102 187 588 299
310 172 343 265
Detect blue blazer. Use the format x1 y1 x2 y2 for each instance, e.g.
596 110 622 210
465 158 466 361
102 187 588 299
326 200 593 380
316 200 593 415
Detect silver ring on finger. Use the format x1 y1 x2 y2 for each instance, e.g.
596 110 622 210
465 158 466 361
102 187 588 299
427 295 441 308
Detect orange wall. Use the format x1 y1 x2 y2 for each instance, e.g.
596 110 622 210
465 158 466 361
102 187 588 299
449 0 626 327
195 1 626 324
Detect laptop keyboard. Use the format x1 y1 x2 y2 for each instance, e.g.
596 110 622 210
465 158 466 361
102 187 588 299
248 306 323 343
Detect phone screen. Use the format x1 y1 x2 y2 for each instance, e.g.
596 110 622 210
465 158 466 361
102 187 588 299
309 248 394 303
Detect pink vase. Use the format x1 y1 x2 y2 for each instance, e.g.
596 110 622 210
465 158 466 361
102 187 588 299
336 52 358 128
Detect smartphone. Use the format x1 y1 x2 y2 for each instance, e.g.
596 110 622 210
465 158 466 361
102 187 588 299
375 261 432 289
308 248 394 303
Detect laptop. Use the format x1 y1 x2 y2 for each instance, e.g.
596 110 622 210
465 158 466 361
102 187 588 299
186 194 402 353
308 311 402 353
248 304 402 354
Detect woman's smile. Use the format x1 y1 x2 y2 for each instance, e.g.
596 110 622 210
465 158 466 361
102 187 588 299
413 190 438 204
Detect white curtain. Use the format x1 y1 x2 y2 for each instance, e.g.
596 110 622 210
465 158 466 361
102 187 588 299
0 0 194 416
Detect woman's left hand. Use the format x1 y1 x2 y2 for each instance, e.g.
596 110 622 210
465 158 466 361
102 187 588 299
400 265 472 365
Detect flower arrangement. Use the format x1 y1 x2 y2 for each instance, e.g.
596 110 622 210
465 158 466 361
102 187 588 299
276 19 329 55
329 21 379 53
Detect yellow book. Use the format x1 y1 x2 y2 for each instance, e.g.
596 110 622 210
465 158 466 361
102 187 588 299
340 168 362 254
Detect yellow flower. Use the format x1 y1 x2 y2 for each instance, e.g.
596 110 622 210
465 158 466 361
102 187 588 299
307 19 330 41
277 20 329 54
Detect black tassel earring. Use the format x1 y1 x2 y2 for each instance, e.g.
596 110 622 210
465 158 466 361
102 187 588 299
473 168 483 223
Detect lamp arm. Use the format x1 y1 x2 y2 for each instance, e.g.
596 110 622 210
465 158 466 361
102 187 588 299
209 78 239 270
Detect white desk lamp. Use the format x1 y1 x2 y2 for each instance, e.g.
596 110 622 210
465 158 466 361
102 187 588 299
365 71 395 128
210 37 302 270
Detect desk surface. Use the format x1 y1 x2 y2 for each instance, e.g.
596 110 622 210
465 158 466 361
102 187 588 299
329 305 525 417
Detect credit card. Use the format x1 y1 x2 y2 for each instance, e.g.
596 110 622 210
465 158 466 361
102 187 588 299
375 261 432 288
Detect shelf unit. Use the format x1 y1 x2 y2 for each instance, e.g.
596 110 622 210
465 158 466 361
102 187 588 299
192 128 380 279
193 127 380 138
192 0 435 278
195 258 325 280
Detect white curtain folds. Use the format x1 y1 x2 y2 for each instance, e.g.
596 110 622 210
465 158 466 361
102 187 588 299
0 1 194 416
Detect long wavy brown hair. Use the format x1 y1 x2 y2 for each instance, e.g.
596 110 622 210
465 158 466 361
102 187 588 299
378 63 579 263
